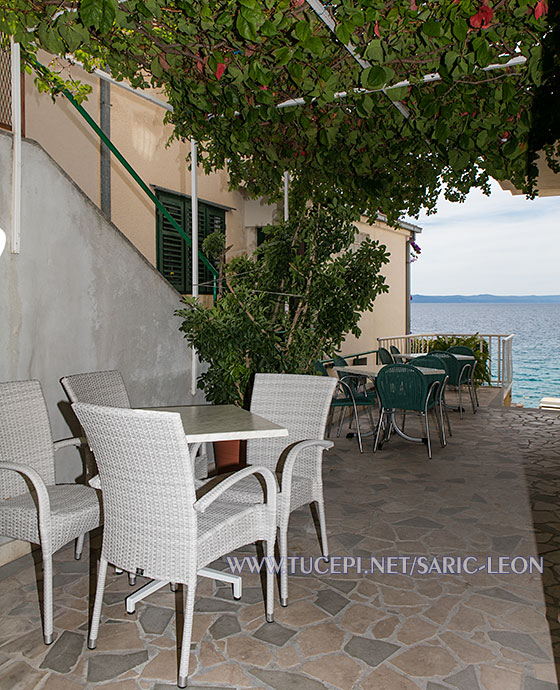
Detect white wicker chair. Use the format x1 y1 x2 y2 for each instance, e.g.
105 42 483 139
209 373 337 606
72 402 277 689
61 370 207 481
0 380 102 644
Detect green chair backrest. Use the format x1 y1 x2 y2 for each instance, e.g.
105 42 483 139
314 361 329 377
447 345 476 357
378 347 394 364
411 355 443 370
333 356 348 367
428 351 461 384
376 364 428 412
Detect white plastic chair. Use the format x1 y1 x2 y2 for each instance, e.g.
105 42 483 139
0 380 102 644
72 402 277 688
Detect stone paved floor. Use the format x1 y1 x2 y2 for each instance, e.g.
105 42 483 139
1 404 559 689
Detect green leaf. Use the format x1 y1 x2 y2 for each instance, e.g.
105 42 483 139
476 129 488 147
79 0 117 32
452 19 468 42
295 21 311 42
236 14 258 41
364 39 383 63
421 20 441 38
385 85 408 101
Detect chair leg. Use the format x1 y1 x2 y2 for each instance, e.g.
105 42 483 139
177 579 196 688
326 408 334 438
458 385 464 419
75 534 85 560
88 556 108 649
128 573 136 586
265 537 275 623
424 413 432 459
366 405 376 435
314 499 329 561
43 551 54 644
373 410 386 452
278 515 290 607
336 407 348 437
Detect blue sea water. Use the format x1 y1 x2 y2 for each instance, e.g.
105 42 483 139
411 302 560 408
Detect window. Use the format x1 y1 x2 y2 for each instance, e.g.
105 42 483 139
155 188 225 295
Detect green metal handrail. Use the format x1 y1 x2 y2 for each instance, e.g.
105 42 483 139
31 58 218 301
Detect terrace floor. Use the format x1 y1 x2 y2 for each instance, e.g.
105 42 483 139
1 401 559 690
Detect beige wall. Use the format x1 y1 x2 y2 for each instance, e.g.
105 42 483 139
340 219 412 356
25 56 278 266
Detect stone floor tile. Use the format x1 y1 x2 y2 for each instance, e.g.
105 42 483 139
276 646 301 668
252 621 297 647
94 621 144 651
440 632 495 664
86 650 149 683
209 614 241 640
361 665 423 690
0 661 47 690
488 631 549 659
273 601 328 627
314 589 349 616
192 661 254 687
297 622 345 657
0 627 48 661
372 615 399 639
344 635 400 667
522 679 559 690
199 639 226 667
40 631 85 673
139 606 174 636
397 617 439 644
140 649 194 682
226 636 274 666
479 664 522 690
248 667 327 689
302 654 362 689
391 645 458 677
40 675 85 690
339 603 387 634
91 681 139 690
444 665 481 690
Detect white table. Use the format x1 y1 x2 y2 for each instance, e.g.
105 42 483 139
125 405 288 612
334 363 446 378
142 404 289 443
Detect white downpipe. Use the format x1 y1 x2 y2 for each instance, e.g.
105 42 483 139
283 172 289 221
190 138 199 397
11 39 21 254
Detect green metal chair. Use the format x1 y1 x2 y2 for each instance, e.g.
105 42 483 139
410 355 451 445
377 347 395 364
447 346 479 408
333 355 348 367
429 351 474 417
373 364 442 458
389 345 404 363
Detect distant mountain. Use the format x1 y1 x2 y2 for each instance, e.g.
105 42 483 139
412 294 560 303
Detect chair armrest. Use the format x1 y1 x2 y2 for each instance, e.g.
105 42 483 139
280 439 333 495
194 465 277 514
53 436 87 451
0 462 52 541
88 475 102 489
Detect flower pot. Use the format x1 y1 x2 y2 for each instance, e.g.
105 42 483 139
213 439 246 473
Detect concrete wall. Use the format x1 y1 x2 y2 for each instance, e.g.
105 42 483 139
0 130 203 486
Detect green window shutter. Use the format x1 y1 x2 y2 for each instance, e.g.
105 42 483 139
155 189 225 295
156 191 187 293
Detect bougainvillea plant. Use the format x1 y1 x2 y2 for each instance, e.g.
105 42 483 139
0 0 556 221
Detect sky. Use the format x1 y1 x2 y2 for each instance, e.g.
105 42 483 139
404 178 560 296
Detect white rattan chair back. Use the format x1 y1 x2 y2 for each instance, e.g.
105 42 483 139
61 370 131 408
247 373 337 472
72 403 198 583
0 380 56 499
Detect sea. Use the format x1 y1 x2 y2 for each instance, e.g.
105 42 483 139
411 302 560 409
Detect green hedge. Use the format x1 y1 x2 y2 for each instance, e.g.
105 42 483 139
414 334 491 387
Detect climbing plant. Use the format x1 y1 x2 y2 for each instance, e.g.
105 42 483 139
0 0 555 220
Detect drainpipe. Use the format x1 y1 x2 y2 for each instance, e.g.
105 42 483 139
99 76 111 220
283 172 289 221
190 138 199 397
10 39 21 254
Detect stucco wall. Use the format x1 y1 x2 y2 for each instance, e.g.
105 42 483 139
0 130 203 485
340 219 411 355
24 58 279 265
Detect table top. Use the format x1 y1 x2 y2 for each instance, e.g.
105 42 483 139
400 352 475 361
334 364 446 377
140 405 289 443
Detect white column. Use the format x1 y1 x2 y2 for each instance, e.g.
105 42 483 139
10 39 21 254
190 138 199 397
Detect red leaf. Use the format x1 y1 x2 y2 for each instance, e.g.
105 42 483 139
469 3 493 28
410 0 417 9
535 0 548 18
195 60 204 74
215 62 226 80
374 20 380 37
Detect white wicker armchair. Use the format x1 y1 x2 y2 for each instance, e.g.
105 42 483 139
72 403 277 689
61 370 207 482
0 380 102 644
208 373 337 606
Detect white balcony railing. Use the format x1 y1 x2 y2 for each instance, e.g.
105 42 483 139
377 333 514 397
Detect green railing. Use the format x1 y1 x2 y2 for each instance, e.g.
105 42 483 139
32 58 219 301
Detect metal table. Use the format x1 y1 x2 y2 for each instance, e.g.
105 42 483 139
124 405 288 612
